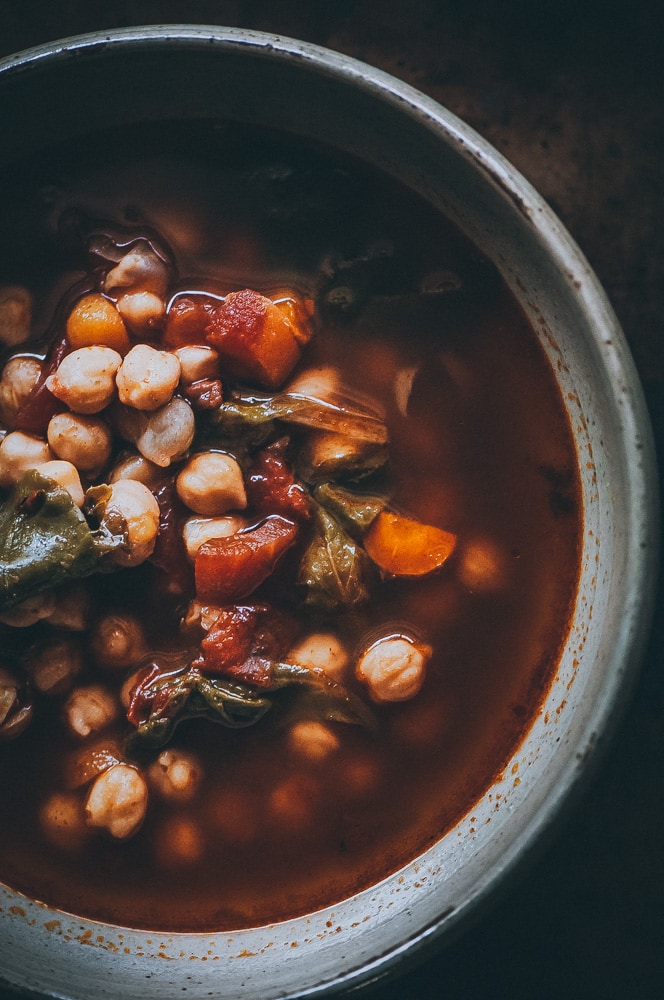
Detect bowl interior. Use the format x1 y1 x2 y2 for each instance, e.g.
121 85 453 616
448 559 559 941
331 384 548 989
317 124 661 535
0 26 657 1000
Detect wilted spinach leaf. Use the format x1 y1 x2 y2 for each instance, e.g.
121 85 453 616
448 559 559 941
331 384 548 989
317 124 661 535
211 388 388 445
126 666 273 754
0 470 125 611
297 506 372 610
126 657 375 754
314 482 387 538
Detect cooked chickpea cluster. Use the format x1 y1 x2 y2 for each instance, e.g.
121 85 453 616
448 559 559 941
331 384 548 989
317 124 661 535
0 230 451 865
27 607 206 847
0 243 224 568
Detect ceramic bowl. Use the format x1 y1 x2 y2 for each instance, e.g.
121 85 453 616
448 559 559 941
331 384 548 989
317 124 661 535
0 25 657 1000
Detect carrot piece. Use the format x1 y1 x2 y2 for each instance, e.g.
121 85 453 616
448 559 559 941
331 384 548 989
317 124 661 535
363 510 456 576
205 289 313 389
66 293 130 354
194 514 298 604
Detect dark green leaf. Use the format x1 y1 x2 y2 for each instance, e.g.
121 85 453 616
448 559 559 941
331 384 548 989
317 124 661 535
211 389 388 445
297 506 372 610
297 435 388 484
313 482 387 537
196 675 273 727
126 667 274 754
126 656 376 755
0 470 124 611
272 663 378 732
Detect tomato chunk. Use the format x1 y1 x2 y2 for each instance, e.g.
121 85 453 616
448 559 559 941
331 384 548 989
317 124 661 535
205 289 313 389
195 603 297 685
163 293 220 348
246 438 311 522
195 514 299 603
150 480 193 594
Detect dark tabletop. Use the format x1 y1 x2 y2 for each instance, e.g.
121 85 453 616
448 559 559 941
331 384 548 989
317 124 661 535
1 2 662 998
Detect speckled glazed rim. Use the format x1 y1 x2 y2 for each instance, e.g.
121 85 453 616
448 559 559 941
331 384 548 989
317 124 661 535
0 25 658 1000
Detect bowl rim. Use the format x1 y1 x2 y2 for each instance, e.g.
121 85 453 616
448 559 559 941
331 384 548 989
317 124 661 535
0 23 660 999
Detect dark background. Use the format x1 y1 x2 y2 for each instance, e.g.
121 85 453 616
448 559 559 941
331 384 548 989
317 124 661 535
1 2 662 998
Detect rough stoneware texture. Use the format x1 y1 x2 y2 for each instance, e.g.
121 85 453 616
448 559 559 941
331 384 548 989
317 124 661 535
2 13 660 1000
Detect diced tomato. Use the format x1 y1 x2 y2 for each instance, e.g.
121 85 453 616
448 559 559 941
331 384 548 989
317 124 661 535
126 661 179 727
246 438 311 522
163 293 220 348
194 603 296 685
195 514 299 604
150 480 194 594
182 377 224 409
196 605 257 671
205 289 313 389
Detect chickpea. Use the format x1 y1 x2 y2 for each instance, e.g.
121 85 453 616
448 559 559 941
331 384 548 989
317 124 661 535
25 636 83 697
47 412 113 473
101 479 160 567
155 815 204 867
104 243 170 298
0 285 32 347
34 460 85 507
268 774 319 832
0 430 54 488
288 720 340 762
0 590 56 628
121 395 194 467
111 399 146 446
84 762 148 840
63 684 119 740
0 355 42 428
302 429 381 480
46 345 122 414
343 757 380 797
91 612 147 670
45 583 90 631
174 345 219 385
458 536 507 591
116 343 180 411
182 515 247 560
108 451 163 488
176 451 246 516
147 749 202 803
286 632 349 682
40 791 88 851
180 600 226 635
356 633 432 703
116 291 165 332
286 365 342 401
0 665 33 741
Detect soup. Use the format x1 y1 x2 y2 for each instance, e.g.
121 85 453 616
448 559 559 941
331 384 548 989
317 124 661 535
0 121 581 932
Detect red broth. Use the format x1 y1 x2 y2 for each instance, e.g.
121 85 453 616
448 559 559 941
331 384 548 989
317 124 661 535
0 122 581 931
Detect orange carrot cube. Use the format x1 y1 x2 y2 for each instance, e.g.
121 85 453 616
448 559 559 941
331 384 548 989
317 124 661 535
66 293 130 354
363 510 456 577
